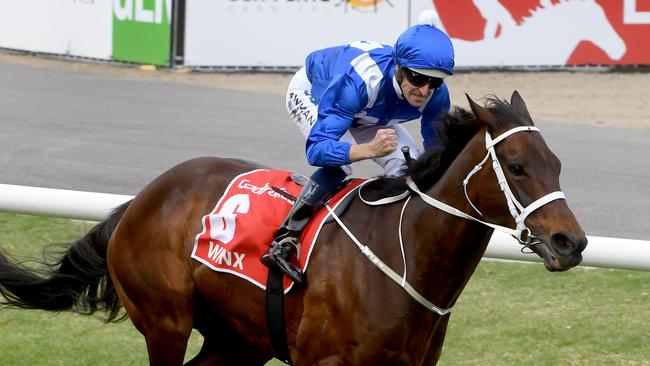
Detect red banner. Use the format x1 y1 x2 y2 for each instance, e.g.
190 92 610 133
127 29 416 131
434 0 650 66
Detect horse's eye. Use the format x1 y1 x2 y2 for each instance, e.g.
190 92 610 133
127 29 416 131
508 163 524 176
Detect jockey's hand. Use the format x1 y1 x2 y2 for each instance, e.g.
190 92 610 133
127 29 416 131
369 128 399 156
349 128 398 162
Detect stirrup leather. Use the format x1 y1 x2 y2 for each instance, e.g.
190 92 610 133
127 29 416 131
260 178 332 285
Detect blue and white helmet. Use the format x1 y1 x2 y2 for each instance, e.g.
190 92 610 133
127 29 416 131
393 10 455 78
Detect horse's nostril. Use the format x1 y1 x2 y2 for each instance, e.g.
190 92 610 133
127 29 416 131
551 233 574 254
551 233 588 255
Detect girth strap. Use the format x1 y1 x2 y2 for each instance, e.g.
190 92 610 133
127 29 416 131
265 267 293 365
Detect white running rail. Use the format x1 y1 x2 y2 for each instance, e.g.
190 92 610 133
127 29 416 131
0 183 133 222
0 183 648 271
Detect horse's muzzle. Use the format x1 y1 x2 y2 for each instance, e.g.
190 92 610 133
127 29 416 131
533 231 588 272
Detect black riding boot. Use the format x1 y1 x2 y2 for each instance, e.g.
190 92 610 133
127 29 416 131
260 179 331 285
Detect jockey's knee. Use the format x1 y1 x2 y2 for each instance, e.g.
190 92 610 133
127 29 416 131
382 158 408 177
310 167 347 192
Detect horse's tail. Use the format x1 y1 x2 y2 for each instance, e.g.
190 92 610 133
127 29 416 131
0 201 131 322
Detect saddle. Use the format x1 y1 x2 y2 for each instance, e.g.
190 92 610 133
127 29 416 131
191 169 364 292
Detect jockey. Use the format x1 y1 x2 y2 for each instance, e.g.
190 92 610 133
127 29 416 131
261 11 455 284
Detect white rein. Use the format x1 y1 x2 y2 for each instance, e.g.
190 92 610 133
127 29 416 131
325 125 566 316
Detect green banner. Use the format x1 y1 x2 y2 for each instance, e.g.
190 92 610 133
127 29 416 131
113 0 172 66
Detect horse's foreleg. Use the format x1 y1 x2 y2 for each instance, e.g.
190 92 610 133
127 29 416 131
422 315 451 365
184 333 269 366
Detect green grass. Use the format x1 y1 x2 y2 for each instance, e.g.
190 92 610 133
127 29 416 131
0 214 176 365
440 261 650 365
1 213 649 365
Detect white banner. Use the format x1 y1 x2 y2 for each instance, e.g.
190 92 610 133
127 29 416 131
184 0 409 67
0 0 112 60
419 1 634 67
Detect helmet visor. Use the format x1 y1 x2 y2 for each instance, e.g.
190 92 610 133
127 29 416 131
409 67 451 79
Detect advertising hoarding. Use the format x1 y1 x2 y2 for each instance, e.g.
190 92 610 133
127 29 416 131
184 0 409 67
113 0 173 66
0 0 112 60
1 0 646 68
431 0 650 67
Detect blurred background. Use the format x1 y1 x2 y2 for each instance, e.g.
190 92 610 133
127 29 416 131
1 0 648 70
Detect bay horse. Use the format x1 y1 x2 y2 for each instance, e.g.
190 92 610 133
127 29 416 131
0 91 587 365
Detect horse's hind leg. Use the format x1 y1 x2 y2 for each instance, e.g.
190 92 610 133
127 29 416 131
109 246 195 365
143 314 194 366
116 282 195 365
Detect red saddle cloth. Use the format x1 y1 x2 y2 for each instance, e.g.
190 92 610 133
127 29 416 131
192 169 364 293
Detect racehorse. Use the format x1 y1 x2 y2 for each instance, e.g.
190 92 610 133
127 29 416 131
0 91 587 365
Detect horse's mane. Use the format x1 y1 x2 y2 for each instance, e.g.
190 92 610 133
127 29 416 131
364 96 533 197
403 106 479 190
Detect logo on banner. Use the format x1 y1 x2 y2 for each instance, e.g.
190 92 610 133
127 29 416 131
112 0 172 66
114 0 172 24
436 0 627 66
227 0 393 13
335 0 394 13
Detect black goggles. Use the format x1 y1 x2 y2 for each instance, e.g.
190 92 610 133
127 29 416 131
401 67 444 89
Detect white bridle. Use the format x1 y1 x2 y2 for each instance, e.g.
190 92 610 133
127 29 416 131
407 125 566 245
324 125 566 316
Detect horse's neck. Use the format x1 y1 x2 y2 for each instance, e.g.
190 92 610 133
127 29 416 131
407 133 493 308
429 131 487 215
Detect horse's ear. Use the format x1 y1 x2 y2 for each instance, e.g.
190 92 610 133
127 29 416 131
466 93 497 131
510 90 533 124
